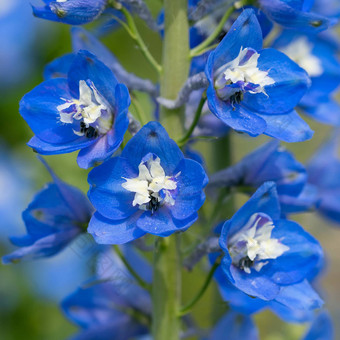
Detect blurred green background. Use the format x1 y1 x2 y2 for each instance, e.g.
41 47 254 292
0 1 339 339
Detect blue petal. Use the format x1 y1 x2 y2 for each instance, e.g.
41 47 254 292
88 212 146 245
44 53 75 80
207 9 263 73
68 50 119 109
270 281 323 323
206 87 267 136
88 158 138 220
266 219 323 284
243 48 310 114
170 158 207 220
121 121 184 174
137 208 198 236
258 110 313 142
33 0 107 25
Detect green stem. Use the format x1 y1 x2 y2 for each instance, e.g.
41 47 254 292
177 96 206 147
159 0 190 139
152 236 182 340
190 2 239 58
114 245 151 292
152 1 190 339
178 256 221 316
119 7 162 74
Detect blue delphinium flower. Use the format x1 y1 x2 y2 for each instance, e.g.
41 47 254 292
87 121 208 244
273 31 340 125
209 140 318 214
20 50 130 169
313 0 340 19
205 9 312 142
62 246 151 340
302 310 334 340
208 312 258 340
218 182 323 301
307 134 340 225
259 0 331 33
2 159 93 264
32 0 108 25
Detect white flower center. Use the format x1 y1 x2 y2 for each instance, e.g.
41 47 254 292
57 80 112 137
280 37 323 77
215 47 275 96
121 155 179 211
228 213 289 274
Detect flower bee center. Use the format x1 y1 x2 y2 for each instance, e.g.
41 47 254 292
121 154 180 214
57 80 113 138
214 47 275 106
228 212 289 274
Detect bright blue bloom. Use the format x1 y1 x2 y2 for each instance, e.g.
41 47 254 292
273 31 340 125
88 121 208 244
218 182 323 301
307 134 340 225
208 312 258 340
2 159 93 264
44 27 157 96
62 246 151 340
209 141 317 214
205 9 312 142
20 50 130 169
32 0 108 25
259 0 332 33
302 311 334 340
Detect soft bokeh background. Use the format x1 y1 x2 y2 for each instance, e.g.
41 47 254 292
0 1 339 339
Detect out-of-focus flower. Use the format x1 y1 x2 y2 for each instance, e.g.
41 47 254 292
259 0 331 33
209 140 318 214
62 246 151 340
2 159 93 264
273 31 340 125
307 134 340 224
0 0 37 87
88 121 208 244
20 50 130 169
205 9 312 142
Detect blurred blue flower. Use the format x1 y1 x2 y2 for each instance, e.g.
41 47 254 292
0 0 37 87
209 140 318 214
20 50 130 169
88 121 208 244
273 31 340 125
307 134 340 225
218 182 323 301
208 312 258 340
259 0 331 33
2 159 93 264
302 310 334 340
312 0 340 19
62 246 151 340
32 0 108 25
205 9 312 142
